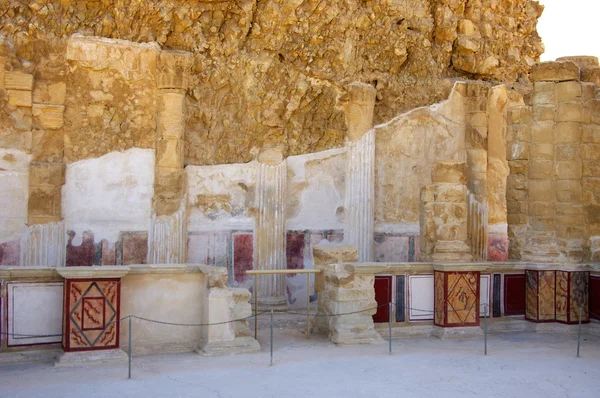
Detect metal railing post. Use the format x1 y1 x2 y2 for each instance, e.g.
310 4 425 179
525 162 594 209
128 316 132 379
577 307 582 358
254 276 258 340
388 302 392 355
307 273 311 339
270 309 274 366
484 304 488 356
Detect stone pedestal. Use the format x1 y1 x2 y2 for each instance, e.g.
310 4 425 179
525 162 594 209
318 262 384 345
197 268 260 356
57 267 129 355
526 267 589 324
433 265 484 329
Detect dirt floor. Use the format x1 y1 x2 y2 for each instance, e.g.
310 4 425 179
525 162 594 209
1 322 599 398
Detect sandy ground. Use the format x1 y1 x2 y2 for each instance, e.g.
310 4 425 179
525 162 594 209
1 326 599 398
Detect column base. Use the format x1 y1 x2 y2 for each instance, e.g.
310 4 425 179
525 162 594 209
432 326 483 340
54 349 128 367
196 337 261 356
253 296 289 312
330 329 385 345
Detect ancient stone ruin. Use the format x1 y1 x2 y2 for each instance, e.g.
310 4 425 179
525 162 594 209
0 0 599 361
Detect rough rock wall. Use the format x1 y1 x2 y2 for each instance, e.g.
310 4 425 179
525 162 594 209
0 0 544 165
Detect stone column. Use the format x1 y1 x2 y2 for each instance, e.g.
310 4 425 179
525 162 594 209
420 161 473 262
342 82 376 262
148 50 192 264
253 147 288 310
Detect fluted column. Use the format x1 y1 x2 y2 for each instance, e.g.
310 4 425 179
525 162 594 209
253 148 288 309
342 82 376 262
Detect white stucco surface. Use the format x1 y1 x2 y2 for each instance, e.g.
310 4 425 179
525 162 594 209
0 149 29 243
62 148 154 243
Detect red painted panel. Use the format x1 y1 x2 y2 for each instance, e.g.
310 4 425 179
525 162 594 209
590 275 600 321
373 276 392 323
504 274 526 316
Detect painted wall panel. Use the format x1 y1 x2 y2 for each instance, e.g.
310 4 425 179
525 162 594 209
504 274 526 316
7 282 63 346
409 275 434 321
373 276 392 323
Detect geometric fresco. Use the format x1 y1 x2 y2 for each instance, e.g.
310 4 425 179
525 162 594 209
434 271 480 327
63 279 120 351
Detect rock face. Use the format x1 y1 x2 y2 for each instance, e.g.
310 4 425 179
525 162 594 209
0 0 543 165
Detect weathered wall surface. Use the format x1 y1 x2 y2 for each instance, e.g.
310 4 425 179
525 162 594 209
62 148 154 266
120 272 206 355
0 149 29 265
0 0 544 165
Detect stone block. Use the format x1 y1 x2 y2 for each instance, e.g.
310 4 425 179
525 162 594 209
32 81 67 105
556 102 583 123
507 187 527 202
529 180 555 202
507 124 530 142
554 122 582 143
531 121 554 142
153 167 184 199
507 213 528 225
555 144 581 161
507 174 527 191
529 161 554 180
158 90 186 139
532 82 555 105
28 185 62 220
433 203 467 224
31 129 64 162
29 162 66 187
507 200 528 214
557 180 582 203
508 160 528 175
154 197 183 217
556 203 582 215
532 105 555 121
529 202 555 218
157 51 193 90
313 244 358 266
32 104 65 129
530 217 555 231
530 61 580 82
583 161 600 177
583 144 600 160
433 184 467 203
435 224 467 241
8 90 32 107
556 214 584 226
555 161 582 180
530 143 554 160
582 125 600 143
507 106 531 125
582 178 600 193
4 71 34 90
582 82 597 101
156 138 184 169
507 141 529 160
582 67 600 86
466 149 487 172
431 161 467 184
556 81 582 102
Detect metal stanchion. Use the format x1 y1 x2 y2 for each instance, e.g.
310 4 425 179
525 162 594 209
388 302 392 355
270 309 274 366
484 305 488 356
577 307 582 358
254 276 258 340
128 316 132 379
307 273 311 339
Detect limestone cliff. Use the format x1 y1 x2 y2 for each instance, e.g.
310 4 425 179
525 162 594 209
0 0 543 165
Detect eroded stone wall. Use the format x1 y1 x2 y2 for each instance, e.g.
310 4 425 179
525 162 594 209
1 0 543 165
506 59 600 262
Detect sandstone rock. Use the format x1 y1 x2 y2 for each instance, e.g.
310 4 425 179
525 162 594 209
32 104 64 129
530 61 580 82
4 72 33 91
431 161 468 184
7 90 32 107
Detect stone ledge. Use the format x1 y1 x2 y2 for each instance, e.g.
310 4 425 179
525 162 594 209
196 337 260 356
57 266 130 279
54 349 128 367
0 348 61 365
432 326 484 340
